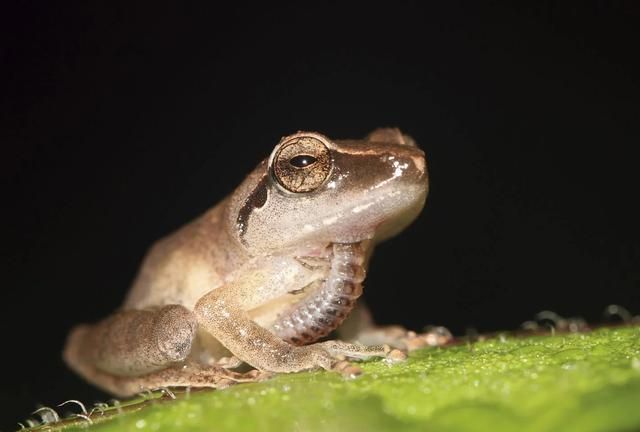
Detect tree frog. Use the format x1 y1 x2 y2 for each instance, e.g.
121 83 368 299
64 128 434 396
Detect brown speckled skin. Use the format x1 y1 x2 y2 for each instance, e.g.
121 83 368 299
64 129 428 396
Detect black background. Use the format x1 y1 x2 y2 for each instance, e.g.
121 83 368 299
2 1 639 429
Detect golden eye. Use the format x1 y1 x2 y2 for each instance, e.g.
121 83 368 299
272 135 332 193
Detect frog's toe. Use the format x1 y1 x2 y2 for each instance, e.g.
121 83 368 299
418 326 453 348
332 360 363 378
318 340 388 359
385 348 407 362
350 325 453 352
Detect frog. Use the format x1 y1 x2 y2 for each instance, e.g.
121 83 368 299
63 128 438 397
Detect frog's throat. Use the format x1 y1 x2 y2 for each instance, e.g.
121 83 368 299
270 242 365 345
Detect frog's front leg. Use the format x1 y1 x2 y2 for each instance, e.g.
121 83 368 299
194 255 389 373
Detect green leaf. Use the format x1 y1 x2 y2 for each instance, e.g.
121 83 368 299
25 326 640 432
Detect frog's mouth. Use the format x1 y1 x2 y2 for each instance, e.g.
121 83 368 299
268 242 366 345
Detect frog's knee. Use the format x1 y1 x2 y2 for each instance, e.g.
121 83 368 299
153 305 197 362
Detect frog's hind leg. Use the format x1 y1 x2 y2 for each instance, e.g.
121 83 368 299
80 362 267 398
337 302 453 352
64 305 199 395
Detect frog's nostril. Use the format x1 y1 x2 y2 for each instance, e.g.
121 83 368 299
411 155 426 175
400 135 418 148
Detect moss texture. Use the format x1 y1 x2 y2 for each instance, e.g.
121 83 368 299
24 326 640 432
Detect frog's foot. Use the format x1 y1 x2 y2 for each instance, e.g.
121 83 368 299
312 340 407 375
313 341 406 378
418 326 454 348
260 340 389 376
351 325 453 352
317 340 389 359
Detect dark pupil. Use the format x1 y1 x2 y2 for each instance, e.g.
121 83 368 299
289 154 317 168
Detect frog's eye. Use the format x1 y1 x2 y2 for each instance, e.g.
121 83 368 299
271 135 332 193
289 154 317 168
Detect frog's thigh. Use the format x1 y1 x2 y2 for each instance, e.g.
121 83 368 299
64 305 197 382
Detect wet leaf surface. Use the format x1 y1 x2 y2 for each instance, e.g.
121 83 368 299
23 326 640 432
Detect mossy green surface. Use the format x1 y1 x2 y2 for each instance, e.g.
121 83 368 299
27 326 640 432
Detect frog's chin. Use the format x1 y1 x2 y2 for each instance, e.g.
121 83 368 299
289 217 402 257
291 238 370 259
324 202 424 246
328 184 427 245
330 232 376 246
274 187 425 256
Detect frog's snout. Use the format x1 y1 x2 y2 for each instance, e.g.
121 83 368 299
367 127 417 148
394 145 428 185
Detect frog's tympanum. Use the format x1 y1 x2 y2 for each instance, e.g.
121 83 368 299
64 128 433 396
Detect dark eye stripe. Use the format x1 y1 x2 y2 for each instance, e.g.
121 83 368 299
236 174 268 244
289 154 317 168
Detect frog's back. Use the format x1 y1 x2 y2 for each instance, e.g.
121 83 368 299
123 200 246 310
